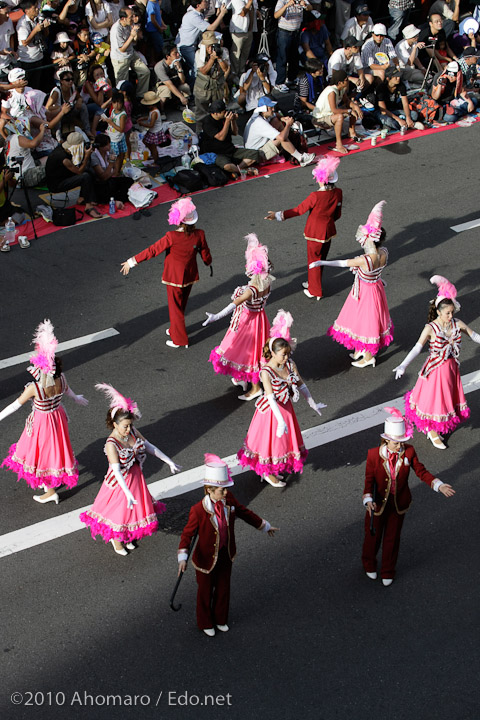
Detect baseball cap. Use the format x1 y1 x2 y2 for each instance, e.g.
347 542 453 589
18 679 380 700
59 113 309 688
373 23 387 35
402 24 420 39
8 68 26 83
354 3 370 14
462 46 478 57
344 34 361 48
257 96 277 109
446 61 459 74
209 99 226 113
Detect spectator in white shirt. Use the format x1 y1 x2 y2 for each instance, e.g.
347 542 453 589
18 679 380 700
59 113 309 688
230 0 258 82
238 54 276 111
361 22 399 83
328 35 365 90
341 3 373 44
395 24 426 89
16 0 50 91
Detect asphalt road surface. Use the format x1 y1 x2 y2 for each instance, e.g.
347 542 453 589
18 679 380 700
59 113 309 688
1 125 479 720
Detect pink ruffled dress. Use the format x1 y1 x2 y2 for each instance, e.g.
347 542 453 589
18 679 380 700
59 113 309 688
1 373 78 489
209 285 271 384
327 249 393 355
80 433 166 543
237 360 308 476
405 319 469 435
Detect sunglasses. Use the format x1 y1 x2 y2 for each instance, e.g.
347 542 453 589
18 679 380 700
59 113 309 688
62 77 74 81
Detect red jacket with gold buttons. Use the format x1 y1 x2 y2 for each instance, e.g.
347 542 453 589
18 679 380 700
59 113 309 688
134 229 212 288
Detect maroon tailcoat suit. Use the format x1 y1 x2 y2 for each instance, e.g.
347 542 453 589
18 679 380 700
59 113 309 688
179 491 266 629
362 443 436 579
134 229 212 346
283 188 343 298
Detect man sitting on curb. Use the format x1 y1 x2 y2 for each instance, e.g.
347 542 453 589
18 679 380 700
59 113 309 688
154 42 191 114
243 95 315 166
430 60 478 123
200 99 260 176
374 66 423 131
312 70 363 154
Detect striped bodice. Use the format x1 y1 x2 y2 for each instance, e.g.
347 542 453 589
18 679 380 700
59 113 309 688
256 360 300 412
420 319 462 379
29 375 67 412
229 284 270 331
104 433 146 487
351 249 388 300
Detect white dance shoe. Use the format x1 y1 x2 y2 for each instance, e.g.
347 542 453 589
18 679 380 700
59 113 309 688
366 572 377 580
303 288 322 300
427 431 446 449
166 340 189 349
349 350 365 360
231 378 248 392
238 390 262 401
216 624 229 632
261 475 286 488
351 357 376 368
203 628 215 637
110 539 128 556
382 578 394 587
125 542 136 550
33 492 59 505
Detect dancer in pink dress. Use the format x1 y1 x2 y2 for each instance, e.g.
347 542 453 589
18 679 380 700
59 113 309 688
204 233 275 401
237 311 326 487
309 200 393 369
0 320 88 506
393 275 480 450
80 384 181 556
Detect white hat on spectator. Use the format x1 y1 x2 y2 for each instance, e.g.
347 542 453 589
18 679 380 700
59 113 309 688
446 61 459 74
373 23 387 35
402 24 420 39
62 132 84 151
54 32 71 44
8 68 26 83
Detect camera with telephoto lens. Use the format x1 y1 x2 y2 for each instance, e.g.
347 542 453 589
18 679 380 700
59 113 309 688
8 155 24 172
211 43 222 56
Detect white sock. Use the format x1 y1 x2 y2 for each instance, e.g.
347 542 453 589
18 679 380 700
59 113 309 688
292 150 303 161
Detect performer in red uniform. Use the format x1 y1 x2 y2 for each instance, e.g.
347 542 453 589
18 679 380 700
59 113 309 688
265 156 342 300
177 454 278 636
362 408 455 586
121 198 212 348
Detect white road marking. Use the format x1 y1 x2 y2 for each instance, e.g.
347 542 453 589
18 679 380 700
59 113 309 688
450 218 480 233
0 328 120 371
1 368 479 558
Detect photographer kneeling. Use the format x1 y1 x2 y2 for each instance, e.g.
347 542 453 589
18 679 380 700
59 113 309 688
200 99 260 176
194 31 229 131
89 133 133 209
45 132 103 218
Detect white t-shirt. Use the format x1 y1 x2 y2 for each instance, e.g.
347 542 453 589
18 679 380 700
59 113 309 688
2 87 33 118
106 0 125 24
6 134 36 177
0 18 14 71
244 111 279 149
16 15 44 63
340 16 373 43
327 48 362 78
85 2 112 38
395 38 417 68
314 85 343 121
239 63 277 111
230 0 258 34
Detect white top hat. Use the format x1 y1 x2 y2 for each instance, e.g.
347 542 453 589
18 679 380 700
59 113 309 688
381 417 410 443
203 454 234 487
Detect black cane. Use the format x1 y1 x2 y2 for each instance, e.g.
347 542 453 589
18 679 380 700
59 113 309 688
170 530 198 611
369 481 377 536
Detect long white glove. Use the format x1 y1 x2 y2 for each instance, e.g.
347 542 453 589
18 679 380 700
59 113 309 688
111 463 137 509
267 394 287 438
202 302 236 326
309 259 348 269
470 330 480 344
393 342 423 379
0 399 22 422
65 386 88 406
144 439 182 474
299 383 327 416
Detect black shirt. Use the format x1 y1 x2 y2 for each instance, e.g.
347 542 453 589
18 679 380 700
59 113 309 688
417 25 447 66
375 80 407 110
45 145 77 188
200 115 236 155
432 70 456 103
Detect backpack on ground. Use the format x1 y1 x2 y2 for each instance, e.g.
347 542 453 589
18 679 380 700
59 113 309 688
166 168 205 195
195 162 230 187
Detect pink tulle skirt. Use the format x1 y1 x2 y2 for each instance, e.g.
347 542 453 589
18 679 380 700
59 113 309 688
327 280 393 355
1 406 78 489
80 462 166 543
237 399 308 477
209 308 270 384
405 358 470 435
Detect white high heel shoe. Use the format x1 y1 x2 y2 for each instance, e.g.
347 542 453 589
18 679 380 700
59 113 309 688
125 542 136 550
110 539 128 556
427 431 446 449
349 350 365 360
351 356 376 368
261 475 286 488
33 492 59 505
231 378 248 392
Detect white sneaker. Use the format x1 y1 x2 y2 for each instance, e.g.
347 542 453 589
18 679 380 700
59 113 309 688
382 578 394 587
366 571 377 580
413 121 424 130
203 628 215 637
216 624 229 632
299 152 316 167
274 83 289 93
359 98 375 110
166 340 188 349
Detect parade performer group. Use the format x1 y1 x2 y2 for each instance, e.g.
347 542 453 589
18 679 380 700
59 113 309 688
204 233 274 401
121 198 212 349
265 156 343 300
177 454 278 636
0 320 88 505
309 200 394 368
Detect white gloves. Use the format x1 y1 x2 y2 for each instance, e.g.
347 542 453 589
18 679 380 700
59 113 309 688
470 330 480 344
144 439 182 474
65 386 88 406
309 259 348 269
0 399 22 422
393 342 423 379
111 463 137 509
299 383 327 416
203 302 236 326
267 394 287 438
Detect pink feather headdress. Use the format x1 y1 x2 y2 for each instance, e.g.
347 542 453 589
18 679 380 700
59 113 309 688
312 155 340 185
245 233 269 277
269 309 297 351
168 197 198 226
95 383 142 420
430 275 460 311
355 201 386 247
29 319 58 381
203 452 233 485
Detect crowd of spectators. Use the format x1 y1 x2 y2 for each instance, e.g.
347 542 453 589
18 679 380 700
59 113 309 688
0 0 479 225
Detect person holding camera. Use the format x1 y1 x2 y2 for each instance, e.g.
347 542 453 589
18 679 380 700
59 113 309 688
110 7 150 101
274 0 312 93
5 121 48 187
238 54 276 111
176 0 227 90
194 30 229 130
16 0 50 92
154 42 191 113
201 99 260 175
430 60 478 122
46 69 92 139
45 131 103 218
